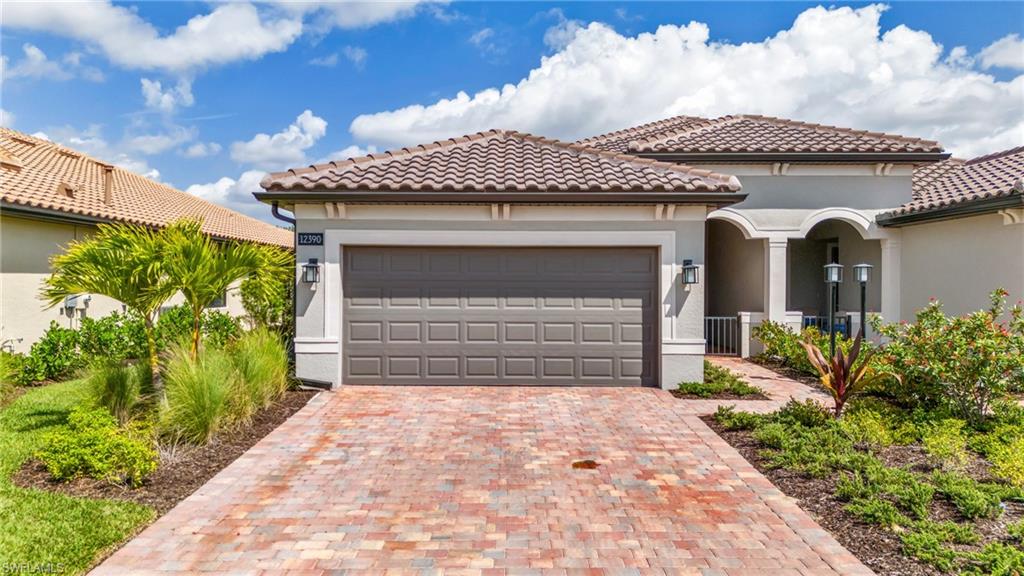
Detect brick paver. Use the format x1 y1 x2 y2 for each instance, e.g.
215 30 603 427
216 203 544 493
94 378 870 575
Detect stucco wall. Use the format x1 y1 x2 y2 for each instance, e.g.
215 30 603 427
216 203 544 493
290 203 709 388
1 214 247 354
900 213 1024 320
788 220 882 315
705 219 764 315
727 174 913 211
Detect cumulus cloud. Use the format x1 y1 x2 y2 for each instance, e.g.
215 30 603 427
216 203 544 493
182 142 223 158
2 44 104 82
0 109 14 127
186 169 270 220
979 34 1024 70
276 1 441 32
350 4 1024 158
4 2 302 74
230 110 328 169
541 9 584 51
127 125 196 155
141 78 195 113
315 144 378 164
43 124 163 180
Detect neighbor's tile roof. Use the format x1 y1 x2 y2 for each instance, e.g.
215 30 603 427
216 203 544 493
0 128 291 247
893 146 1024 217
580 114 944 155
261 129 742 193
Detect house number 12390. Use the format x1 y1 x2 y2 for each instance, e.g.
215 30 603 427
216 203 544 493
297 233 323 246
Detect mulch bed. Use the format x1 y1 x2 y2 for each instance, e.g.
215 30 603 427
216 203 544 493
14 389 317 515
671 390 771 401
704 416 1024 576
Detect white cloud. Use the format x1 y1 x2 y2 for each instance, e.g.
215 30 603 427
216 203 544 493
343 46 368 69
2 43 105 82
183 142 223 158
127 125 196 155
308 53 339 67
542 9 584 52
31 132 50 141
470 28 495 47
276 1 440 31
0 109 13 127
230 110 328 168
468 28 506 59
44 124 162 180
349 4 1024 158
4 2 303 74
185 170 272 220
979 34 1024 70
315 144 378 164
140 78 195 113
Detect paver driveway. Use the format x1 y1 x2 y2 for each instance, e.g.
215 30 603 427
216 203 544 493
94 386 871 575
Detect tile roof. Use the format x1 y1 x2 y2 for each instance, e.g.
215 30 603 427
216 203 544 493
0 128 291 247
260 129 741 194
580 114 945 155
891 146 1024 217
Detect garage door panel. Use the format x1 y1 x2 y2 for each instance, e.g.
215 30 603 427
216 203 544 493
343 247 656 386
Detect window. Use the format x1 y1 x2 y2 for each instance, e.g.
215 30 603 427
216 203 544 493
208 291 227 309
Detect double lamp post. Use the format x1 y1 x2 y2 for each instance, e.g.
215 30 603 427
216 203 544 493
823 262 873 357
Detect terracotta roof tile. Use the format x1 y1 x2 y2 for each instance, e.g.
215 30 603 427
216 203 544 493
580 114 944 155
0 128 291 247
261 129 741 194
892 146 1024 217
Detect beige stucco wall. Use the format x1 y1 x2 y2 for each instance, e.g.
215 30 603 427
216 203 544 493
705 219 764 315
788 220 882 315
0 214 247 354
900 213 1024 320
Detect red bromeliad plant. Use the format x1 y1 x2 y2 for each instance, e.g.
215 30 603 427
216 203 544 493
799 330 894 418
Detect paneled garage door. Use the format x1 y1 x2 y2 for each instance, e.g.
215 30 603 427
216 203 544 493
342 247 658 386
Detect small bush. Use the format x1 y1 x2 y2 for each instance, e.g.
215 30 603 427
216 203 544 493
961 542 1024 576
753 321 859 377
988 437 1024 488
677 361 763 398
36 407 157 487
900 531 957 572
914 519 979 545
712 405 764 431
845 497 910 530
930 471 1004 520
227 328 290 424
156 305 242 351
836 471 879 501
840 408 893 449
20 321 83 383
888 473 936 520
160 345 236 444
775 398 832 428
78 312 148 361
922 419 969 471
87 360 150 425
1006 520 1024 544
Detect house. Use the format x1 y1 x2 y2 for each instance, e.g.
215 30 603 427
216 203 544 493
0 128 293 354
256 115 1019 389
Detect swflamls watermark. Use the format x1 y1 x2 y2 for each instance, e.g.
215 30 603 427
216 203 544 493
1 563 66 575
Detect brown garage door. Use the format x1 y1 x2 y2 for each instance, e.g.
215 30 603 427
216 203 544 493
342 247 657 386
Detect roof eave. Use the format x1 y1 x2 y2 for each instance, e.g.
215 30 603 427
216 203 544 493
634 151 951 164
876 193 1024 227
253 189 746 206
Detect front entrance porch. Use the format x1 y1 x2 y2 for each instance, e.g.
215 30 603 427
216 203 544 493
704 210 901 357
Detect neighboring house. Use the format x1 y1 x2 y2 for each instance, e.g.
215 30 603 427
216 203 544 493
0 128 293 354
257 115 1018 389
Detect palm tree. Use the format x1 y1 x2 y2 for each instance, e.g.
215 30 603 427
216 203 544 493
42 223 170 383
159 220 292 359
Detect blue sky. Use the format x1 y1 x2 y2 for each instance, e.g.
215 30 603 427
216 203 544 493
3 2 1022 221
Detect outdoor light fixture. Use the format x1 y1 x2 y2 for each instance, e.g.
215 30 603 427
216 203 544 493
854 263 873 340
681 259 699 285
824 262 844 284
853 263 873 285
301 258 321 284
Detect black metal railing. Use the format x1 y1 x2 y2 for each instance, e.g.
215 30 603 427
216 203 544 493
705 316 740 356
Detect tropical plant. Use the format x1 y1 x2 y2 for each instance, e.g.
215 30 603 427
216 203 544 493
78 312 148 362
241 261 293 336
158 220 291 359
87 360 150 425
799 330 893 418
42 223 171 383
159 344 237 444
155 305 242 351
228 328 290 423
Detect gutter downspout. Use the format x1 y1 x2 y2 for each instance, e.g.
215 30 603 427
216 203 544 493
271 201 296 225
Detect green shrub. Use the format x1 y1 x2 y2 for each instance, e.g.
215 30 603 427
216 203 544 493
775 398 832 428
1006 519 1024 544
87 360 150 425
677 361 763 398
203 310 243 348
845 497 910 530
753 321 859 377
840 408 893 449
156 305 242 351
227 328 290 424
241 270 293 337
20 321 83 383
962 543 1024 576
914 519 979 545
0 351 21 402
836 471 879 501
160 344 236 444
751 422 788 449
712 405 764 431
988 437 1024 488
930 471 1004 520
900 531 957 572
888 473 936 520
78 312 148 361
36 407 157 487
922 419 969 471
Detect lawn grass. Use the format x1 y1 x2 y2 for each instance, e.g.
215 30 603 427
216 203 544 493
677 360 766 398
0 380 154 575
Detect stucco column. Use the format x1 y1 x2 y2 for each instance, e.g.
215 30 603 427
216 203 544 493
880 234 902 324
763 238 789 324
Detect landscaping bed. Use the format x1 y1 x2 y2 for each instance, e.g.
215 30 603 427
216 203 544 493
673 360 770 400
13 388 315 514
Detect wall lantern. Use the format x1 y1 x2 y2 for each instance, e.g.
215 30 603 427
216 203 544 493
853 263 873 285
681 259 699 285
824 262 844 284
301 258 321 284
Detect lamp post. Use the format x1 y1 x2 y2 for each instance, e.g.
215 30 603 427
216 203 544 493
824 263 843 357
853 263 873 339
